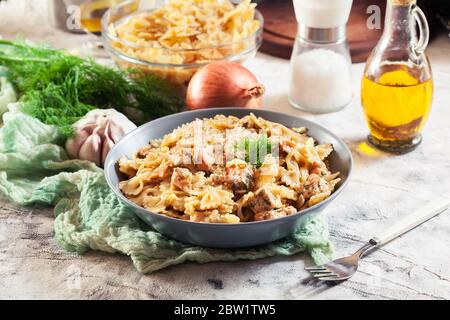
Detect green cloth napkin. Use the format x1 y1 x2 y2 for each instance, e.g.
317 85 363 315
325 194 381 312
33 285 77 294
0 80 333 273
0 71 16 115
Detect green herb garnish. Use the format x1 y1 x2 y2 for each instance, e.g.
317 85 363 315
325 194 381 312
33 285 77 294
234 134 273 167
0 40 184 138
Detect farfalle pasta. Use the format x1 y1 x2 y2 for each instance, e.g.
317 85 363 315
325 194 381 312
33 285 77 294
108 0 261 87
118 114 341 223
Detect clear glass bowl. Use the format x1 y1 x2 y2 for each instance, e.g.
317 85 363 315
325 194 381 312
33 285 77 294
101 0 263 93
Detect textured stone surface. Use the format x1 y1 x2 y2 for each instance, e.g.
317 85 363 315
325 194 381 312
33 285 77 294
0 0 449 300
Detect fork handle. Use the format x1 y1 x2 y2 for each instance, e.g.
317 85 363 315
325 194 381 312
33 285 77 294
370 199 450 246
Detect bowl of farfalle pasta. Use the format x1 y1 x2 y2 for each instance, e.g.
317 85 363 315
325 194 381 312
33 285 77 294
102 0 263 94
104 108 353 248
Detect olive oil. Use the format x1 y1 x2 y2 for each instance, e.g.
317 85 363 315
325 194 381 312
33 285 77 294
361 68 433 146
361 0 433 153
80 0 138 35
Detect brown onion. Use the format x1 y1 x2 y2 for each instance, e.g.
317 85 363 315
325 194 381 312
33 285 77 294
186 61 265 110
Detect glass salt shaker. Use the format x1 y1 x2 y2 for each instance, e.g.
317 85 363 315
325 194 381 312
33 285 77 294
288 0 353 113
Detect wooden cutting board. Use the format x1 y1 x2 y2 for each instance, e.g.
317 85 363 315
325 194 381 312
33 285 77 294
258 0 386 63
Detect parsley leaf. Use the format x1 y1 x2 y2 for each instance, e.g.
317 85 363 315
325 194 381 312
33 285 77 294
234 134 273 167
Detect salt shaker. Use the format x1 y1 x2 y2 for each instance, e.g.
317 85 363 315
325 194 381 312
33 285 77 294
288 0 353 113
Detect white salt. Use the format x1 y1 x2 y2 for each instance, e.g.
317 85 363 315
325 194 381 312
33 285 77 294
289 48 353 112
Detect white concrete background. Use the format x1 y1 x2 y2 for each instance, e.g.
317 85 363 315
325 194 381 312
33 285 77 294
0 0 449 299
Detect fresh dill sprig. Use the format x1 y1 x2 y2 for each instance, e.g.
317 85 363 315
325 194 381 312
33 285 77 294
0 40 184 138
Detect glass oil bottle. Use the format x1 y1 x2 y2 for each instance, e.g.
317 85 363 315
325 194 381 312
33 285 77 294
361 0 433 153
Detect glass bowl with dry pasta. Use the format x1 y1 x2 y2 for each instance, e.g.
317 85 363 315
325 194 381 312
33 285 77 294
101 0 263 93
105 109 352 247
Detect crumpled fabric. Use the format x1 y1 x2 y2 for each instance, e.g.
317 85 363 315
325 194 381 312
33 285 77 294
0 70 16 116
0 77 333 273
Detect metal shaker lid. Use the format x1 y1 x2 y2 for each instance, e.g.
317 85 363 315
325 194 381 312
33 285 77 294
298 24 347 43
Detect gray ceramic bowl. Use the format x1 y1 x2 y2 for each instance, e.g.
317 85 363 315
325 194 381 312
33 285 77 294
104 108 353 248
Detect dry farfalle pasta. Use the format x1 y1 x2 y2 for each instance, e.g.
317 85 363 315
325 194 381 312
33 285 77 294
109 0 261 86
118 114 341 224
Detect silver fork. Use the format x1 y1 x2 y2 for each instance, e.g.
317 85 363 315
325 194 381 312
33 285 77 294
306 199 450 281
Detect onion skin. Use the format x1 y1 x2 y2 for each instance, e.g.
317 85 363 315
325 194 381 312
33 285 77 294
186 61 265 110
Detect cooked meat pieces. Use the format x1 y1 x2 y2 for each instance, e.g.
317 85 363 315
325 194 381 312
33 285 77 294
225 163 254 193
170 148 216 172
137 145 152 158
195 148 216 172
170 167 193 192
136 141 160 158
246 186 282 213
302 173 330 201
254 206 297 221
209 169 226 185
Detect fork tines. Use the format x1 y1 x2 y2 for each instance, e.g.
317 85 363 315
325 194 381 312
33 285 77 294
305 266 340 281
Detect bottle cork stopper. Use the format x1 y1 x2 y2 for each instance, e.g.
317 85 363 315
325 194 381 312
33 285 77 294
391 0 416 5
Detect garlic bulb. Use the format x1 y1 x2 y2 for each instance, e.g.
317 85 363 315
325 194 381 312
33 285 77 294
65 109 136 167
